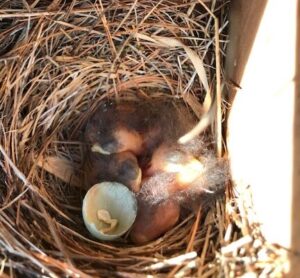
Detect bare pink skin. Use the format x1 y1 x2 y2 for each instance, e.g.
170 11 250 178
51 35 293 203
130 198 180 244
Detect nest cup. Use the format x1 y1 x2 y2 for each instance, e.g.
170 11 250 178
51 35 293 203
0 0 235 277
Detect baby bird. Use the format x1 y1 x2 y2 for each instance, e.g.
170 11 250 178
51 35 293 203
84 101 196 159
130 198 180 244
138 143 228 211
84 150 142 193
144 143 204 193
85 102 144 155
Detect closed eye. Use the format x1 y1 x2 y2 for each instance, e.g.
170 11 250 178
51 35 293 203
118 160 139 180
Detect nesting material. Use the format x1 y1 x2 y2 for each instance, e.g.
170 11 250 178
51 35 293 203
0 0 240 277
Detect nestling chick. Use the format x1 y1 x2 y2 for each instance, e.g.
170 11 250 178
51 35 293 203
85 103 144 155
84 101 196 159
84 150 142 193
130 198 180 244
138 143 228 209
144 143 204 191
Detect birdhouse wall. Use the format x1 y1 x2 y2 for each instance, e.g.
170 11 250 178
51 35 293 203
225 0 300 276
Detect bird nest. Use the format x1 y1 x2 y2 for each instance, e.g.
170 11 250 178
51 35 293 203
0 0 287 277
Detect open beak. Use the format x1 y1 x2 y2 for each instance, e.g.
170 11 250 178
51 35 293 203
91 143 111 155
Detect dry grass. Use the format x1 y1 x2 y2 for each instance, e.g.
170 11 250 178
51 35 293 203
0 0 288 277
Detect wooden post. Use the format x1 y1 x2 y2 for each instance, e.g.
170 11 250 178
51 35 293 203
226 0 300 275
292 0 300 274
